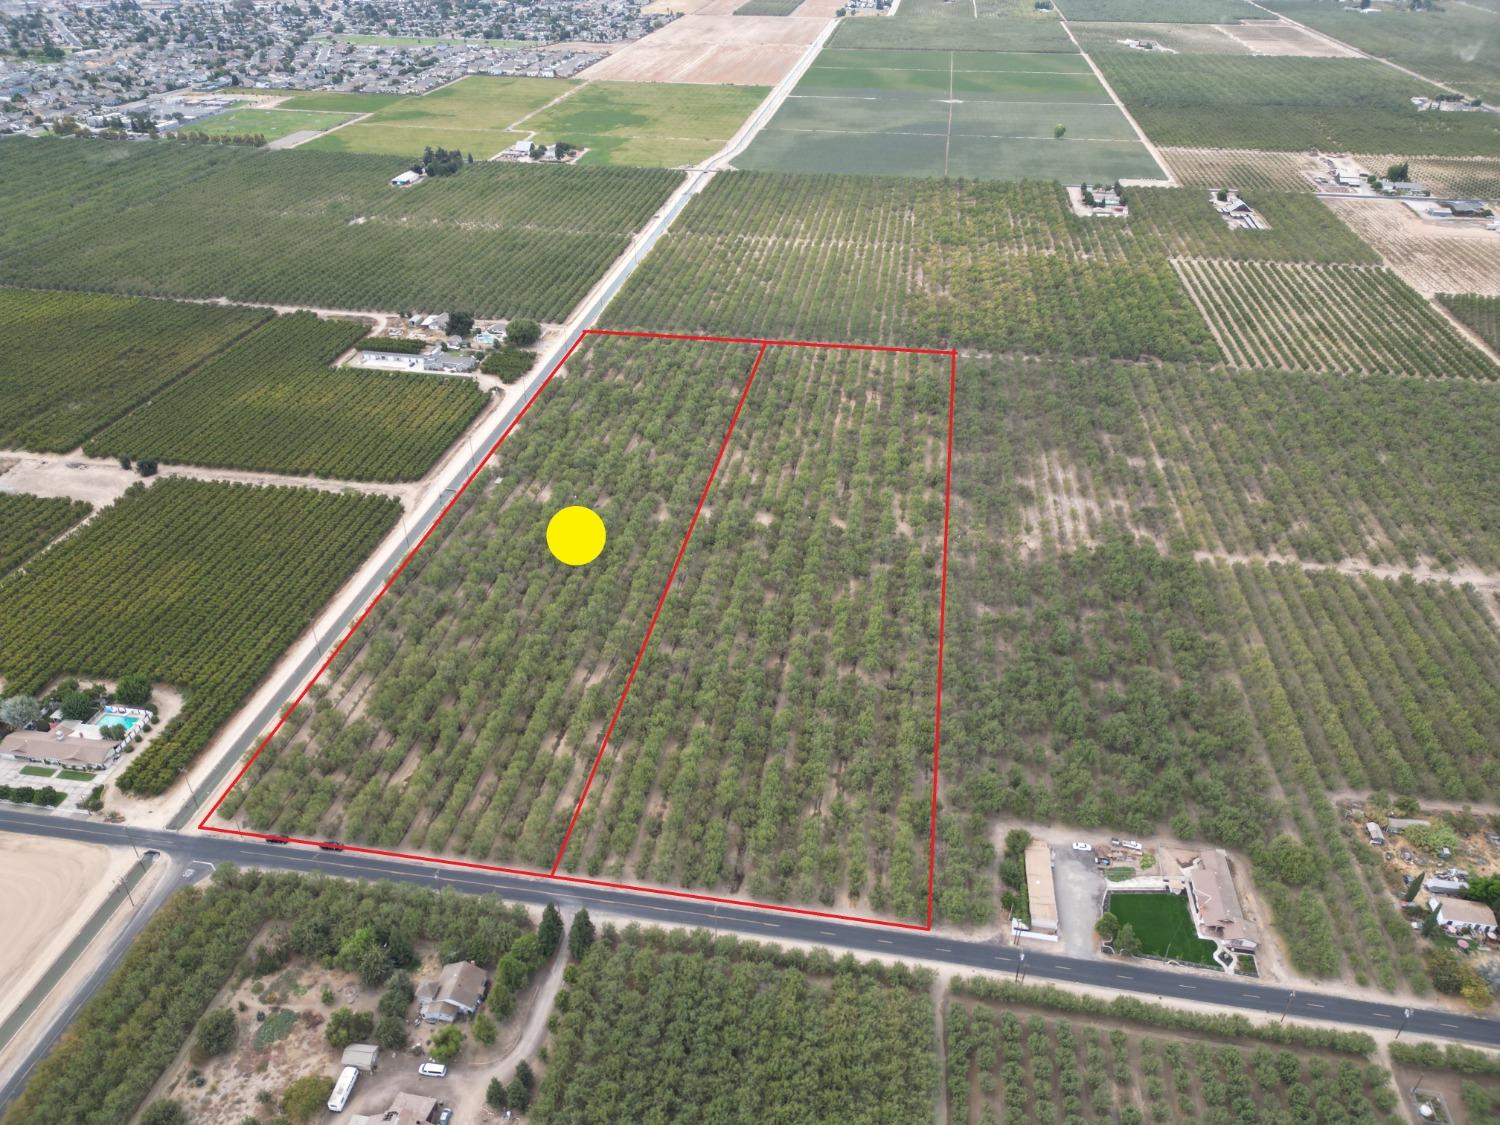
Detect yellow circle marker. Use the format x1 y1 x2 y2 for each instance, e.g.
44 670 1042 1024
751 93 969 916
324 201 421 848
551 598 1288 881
547 505 606 567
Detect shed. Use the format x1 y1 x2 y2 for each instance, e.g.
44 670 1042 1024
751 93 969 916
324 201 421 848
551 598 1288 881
1365 821 1385 846
1023 841 1059 935
342 1043 380 1072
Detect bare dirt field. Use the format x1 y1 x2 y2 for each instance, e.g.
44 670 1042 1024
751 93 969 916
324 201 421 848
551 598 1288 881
582 11 830 84
1214 19 1359 57
142 931 561 1125
1327 197 1500 296
0 837 134 1029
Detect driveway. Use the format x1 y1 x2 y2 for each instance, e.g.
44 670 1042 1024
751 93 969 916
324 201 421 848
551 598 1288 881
1053 849 1106 960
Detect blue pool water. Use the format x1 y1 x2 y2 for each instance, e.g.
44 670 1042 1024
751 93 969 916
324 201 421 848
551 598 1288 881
91 711 140 731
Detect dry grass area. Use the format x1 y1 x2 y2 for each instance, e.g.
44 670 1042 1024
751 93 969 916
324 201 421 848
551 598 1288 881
581 8 832 84
1327 197 1500 297
0 838 131 1027
1160 147 1320 190
1214 19 1359 57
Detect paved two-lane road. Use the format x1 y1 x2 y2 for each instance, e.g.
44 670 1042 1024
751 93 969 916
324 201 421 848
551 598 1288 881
3 809 1495 1061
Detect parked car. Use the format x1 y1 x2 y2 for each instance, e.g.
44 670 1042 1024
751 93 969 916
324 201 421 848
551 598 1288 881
1121 840 1143 851
1071 842 1091 852
436 1108 453 1124
418 1061 448 1078
318 840 344 851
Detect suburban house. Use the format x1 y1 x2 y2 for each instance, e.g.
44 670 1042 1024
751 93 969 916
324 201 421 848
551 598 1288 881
1380 179 1429 197
498 138 533 161
349 1092 440 1125
1444 200 1492 218
1429 896 1498 936
0 724 126 772
423 351 478 375
1366 821 1386 846
1022 841 1059 936
416 960 489 1022
1184 849 1260 953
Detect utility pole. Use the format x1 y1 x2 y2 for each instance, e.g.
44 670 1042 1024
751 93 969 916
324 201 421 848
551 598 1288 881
1015 951 1026 984
1396 1008 1413 1041
1280 990 1295 1024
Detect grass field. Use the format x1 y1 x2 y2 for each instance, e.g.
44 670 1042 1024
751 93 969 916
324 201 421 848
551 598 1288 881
737 46 1164 181
734 0 806 12
274 91 405 113
1105 892 1220 965
833 0 1076 52
521 81 769 166
18 766 55 778
300 75 576 157
1057 0 1269 20
181 107 355 140
297 77 759 167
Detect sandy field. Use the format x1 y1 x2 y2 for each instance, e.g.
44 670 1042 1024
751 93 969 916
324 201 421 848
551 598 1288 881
583 10 832 84
0 836 135 1029
1326 196 1500 296
1214 19 1359 57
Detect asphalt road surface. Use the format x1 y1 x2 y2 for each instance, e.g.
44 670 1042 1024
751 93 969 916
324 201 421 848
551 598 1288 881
3 808 1496 1072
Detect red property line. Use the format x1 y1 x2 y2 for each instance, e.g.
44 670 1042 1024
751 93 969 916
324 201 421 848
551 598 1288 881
199 327 959 933
550 342 769 875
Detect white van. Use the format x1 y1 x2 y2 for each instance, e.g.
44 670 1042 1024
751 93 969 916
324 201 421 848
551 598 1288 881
418 1060 448 1078
328 1065 360 1112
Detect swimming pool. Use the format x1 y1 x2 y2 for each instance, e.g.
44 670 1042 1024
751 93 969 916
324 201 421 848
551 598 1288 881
90 710 140 731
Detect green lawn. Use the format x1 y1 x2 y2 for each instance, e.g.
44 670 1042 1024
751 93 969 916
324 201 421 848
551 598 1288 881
19 766 55 777
521 82 769 167
1106 892 1221 966
181 107 355 140
58 769 97 781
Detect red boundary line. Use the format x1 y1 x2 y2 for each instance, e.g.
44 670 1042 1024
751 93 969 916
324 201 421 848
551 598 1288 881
199 327 958 933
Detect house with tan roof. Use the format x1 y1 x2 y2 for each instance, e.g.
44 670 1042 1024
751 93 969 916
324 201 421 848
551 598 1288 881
416 960 488 1023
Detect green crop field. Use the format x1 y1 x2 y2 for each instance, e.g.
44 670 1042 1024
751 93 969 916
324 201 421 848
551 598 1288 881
520 81 769 167
1095 54 1500 156
734 0 806 12
0 495 90 577
0 479 400 795
1057 0 1269 20
299 75 575 157
0 140 681 319
179 106 355 140
833 0 1076 51
0 289 273 452
738 45 1164 180
86 313 487 481
1262 0 1500 105
1106 893 1221 964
